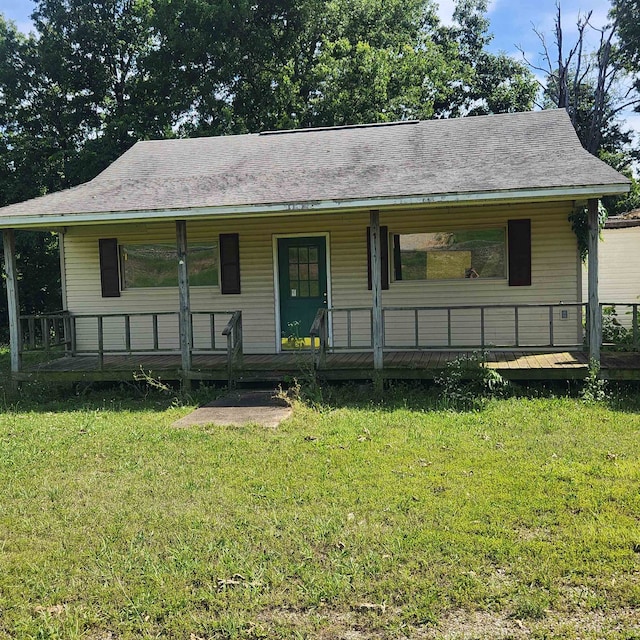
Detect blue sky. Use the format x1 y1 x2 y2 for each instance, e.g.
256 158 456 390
1 0 638 145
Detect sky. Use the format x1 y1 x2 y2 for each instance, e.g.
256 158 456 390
0 0 638 147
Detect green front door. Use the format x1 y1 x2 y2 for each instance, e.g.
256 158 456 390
278 236 328 348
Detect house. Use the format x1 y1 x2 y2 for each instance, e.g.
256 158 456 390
582 209 640 341
0 109 632 384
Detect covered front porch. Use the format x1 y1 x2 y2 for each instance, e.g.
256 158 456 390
10 298 640 385
1 199 610 387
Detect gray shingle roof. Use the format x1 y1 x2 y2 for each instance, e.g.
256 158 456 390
0 109 630 224
605 208 640 228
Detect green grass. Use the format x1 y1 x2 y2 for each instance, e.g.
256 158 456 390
1 351 640 638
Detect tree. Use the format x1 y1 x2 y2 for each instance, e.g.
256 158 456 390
612 0 640 87
435 0 537 117
522 3 640 158
31 0 177 167
519 2 640 227
158 0 536 134
302 0 458 125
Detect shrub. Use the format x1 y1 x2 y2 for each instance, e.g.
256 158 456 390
435 350 509 410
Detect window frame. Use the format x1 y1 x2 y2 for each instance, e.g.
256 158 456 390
390 226 508 283
119 241 221 290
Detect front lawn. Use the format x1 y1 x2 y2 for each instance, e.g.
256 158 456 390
0 372 639 638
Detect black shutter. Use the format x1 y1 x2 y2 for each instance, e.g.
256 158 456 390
220 233 241 294
393 234 402 281
99 238 120 297
367 225 389 290
508 219 531 286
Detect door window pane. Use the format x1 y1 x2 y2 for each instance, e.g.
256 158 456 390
286 241 322 298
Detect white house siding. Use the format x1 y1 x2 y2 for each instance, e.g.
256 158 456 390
581 224 639 329
62 201 581 354
582 225 640 304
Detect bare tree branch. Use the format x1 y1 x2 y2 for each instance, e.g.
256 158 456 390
520 0 639 165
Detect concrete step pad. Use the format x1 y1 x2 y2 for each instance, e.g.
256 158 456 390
173 389 292 428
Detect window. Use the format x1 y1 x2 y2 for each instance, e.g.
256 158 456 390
392 229 506 281
288 245 321 298
120 242 218 289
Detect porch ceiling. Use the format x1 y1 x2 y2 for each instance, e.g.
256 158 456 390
0 109 630 230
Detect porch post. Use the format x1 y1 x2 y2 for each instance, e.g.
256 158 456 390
176 220 192 384
587 198 601 364
369 210 384 378
2 229 22 374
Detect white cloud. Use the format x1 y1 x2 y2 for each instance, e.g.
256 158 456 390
435 0 499 26
435 0 457 26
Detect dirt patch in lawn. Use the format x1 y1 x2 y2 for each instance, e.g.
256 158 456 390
255 606 640 639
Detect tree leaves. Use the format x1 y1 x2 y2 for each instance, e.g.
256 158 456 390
0 0 537 200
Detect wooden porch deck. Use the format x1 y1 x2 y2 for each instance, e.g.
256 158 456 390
14 349 640 383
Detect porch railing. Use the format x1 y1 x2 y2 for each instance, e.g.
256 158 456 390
222 310 243 384
17 310 244 376
599 302 640 351
310 308 329 370
19 311 72 354
311 303 587 369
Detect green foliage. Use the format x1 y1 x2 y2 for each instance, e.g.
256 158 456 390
612 0 640 83
568 201 608 263
438 0 537 116
581 358 608 404
601 304 640 351
0 230 62 342
0 0 537 143
284 320 306 349
435 349 509 410
603 171 640 217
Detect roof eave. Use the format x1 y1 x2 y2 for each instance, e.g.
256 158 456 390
0 183 631 229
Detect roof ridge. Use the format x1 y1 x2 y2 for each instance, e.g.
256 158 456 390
259 120 420 136
132 110 568 145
